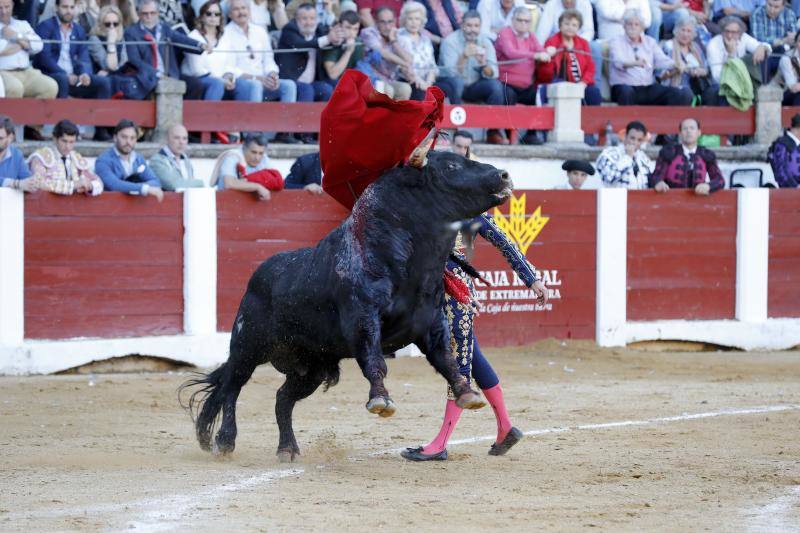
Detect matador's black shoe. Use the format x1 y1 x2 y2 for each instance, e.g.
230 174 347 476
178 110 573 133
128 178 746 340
488 427 524 456
400 447 448 461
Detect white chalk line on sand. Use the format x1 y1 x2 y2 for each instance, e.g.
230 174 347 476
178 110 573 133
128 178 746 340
746 485 800 533
10 404 799 532
371 403 800 455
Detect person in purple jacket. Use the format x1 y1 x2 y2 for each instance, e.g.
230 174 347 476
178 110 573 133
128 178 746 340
768 113 800 188
650 117 725 195
94 119 164 201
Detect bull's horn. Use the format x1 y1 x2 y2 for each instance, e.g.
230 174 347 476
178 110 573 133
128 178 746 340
409 138 433 168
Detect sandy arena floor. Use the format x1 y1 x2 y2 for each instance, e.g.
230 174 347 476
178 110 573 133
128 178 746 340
1 340 799 532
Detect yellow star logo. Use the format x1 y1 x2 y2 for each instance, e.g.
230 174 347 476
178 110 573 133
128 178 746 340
492 193 549 255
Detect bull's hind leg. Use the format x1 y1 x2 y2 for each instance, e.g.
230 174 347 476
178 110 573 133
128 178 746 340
213 363 257 456
275 372 324 462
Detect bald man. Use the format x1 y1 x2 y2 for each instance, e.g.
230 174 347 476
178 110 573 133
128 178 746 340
149 125 204 190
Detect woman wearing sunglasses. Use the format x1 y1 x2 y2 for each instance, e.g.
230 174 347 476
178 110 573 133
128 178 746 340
88 5 157 100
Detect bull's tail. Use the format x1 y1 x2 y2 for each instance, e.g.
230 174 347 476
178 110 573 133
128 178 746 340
178 364 229 452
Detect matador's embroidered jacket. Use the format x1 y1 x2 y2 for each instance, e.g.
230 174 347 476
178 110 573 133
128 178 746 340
445 213 539 391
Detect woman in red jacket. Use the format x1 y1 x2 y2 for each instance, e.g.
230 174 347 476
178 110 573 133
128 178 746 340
538 9 601 105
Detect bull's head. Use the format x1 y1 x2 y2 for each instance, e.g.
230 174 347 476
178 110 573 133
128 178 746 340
414 151 513 220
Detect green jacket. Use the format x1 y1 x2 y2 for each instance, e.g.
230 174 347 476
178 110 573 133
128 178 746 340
149 149 204 191
719 57 754 112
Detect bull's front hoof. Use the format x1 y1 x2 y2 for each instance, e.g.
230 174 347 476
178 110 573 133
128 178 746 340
378 399 397 418
277 448 297 463
455 391 486 410
366 396 397 417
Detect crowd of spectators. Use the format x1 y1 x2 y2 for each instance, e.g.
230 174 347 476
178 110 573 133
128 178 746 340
2 110 799 201
4 0 800 145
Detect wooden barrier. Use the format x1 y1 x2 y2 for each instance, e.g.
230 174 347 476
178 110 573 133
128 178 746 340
582 106 756 136
216 191 349 331
768 189 800 318
781 106 800 127
474 190 597 344
0 98 777 145
184 102 555 143
24 193 184 339
1 98 156 128
6 189 800 366
627 191 738 321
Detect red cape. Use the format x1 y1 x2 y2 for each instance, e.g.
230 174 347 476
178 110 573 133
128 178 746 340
320 70 445 209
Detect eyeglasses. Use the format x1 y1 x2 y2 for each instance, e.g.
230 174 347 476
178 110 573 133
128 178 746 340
377 19 395 24
514 18 531 23
104 21 120 27
205 11 221 17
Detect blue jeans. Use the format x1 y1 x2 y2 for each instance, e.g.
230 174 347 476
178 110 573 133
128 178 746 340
647 0 663 39
462 78 508 105
51 72 112 99
197 74 225 100
662 7 690 33
226 78 262 102
296 80 333 102
263 78 297 102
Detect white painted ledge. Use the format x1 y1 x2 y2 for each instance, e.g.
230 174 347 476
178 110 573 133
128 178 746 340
0 333 232 375
626 319 800 351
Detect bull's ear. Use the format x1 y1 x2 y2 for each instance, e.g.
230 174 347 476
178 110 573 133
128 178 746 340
392 164 427 188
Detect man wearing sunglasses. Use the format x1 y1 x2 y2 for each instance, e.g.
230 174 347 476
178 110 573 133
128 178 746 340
34 0 113 139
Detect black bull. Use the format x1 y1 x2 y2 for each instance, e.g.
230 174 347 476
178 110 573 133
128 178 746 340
180 152 513 462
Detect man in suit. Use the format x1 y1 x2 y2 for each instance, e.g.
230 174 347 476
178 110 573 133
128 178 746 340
95 119 164 201
277 2 344 103
149 124 204 191
34 0 113 140
34 0 112 101
284 150 323 194
124 0 209 100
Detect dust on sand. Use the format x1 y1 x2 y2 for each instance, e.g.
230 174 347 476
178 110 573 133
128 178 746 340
1 340 799 532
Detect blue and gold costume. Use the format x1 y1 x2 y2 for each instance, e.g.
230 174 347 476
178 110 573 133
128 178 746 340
445 213 539 398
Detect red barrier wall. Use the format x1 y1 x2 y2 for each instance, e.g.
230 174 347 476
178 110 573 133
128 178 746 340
627 191 738 321
473 191 596 344
216 191 349 331
24 193 184 339
216 190 596 345
768 189 800 318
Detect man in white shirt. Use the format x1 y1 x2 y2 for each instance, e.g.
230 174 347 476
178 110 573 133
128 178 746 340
595 0 651 40
596 120 653 189
477 0 528 41
536 0 595 43
706 15 771 84
216 0 297 104
0 0 58 99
